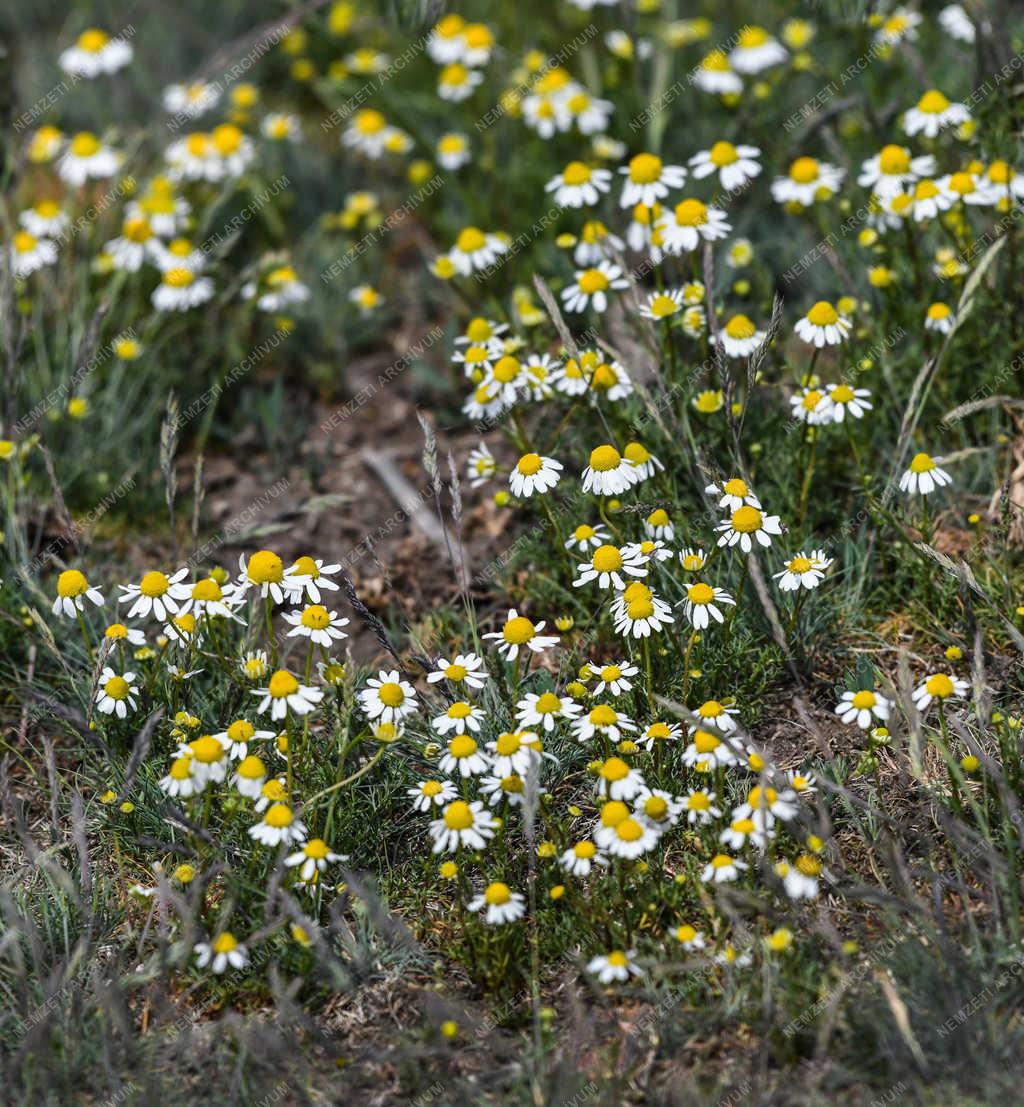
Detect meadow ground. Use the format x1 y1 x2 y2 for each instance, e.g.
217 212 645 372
3 1 1024 1104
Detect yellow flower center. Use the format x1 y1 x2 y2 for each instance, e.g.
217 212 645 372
601 800 629 827
909 452 935 474
589 445 621 472
104 676 130 700
914 180 939 200
788 556 812 573
917 89 950 114
592 545 623 573
78 28 110 52
139 570 170 597
495 732 521 755
493 355 521 383
456 227 486 252
590 705 619 727
237 755 266 779
878 144 910 174
806 301 838 326
484 881 511 905
925 673 955 698
731 505 763 533
578 268 609 294
709 141 738 166
378 681 405 707
615 818 644 842
70 132 100 157
164 267 195 289
600 757 629 781
57 569 88 597
623 442 650 464
248 550 283 583
694 731 720 753
211 124 243 155
574 840 596 859
687 582 715 605
447 702 473 721
738 26 769 48
227 720 255 744
503 615 535 644
562 160 592 185
796 854 821 876
535 692 563 714
725 315 756 339
789 157 819 184
265 803 294 828
212 932 237 954
443 800 473 830
268 670 299 698
830 384 855 404
301 605 331 630
190 736 223 763
517 453 543 476
600 665 622 683
674 198 707 226
629 153 663 184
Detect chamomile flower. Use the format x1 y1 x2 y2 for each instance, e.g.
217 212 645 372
694 699 741 734
9 232 58 278
597 812 660 859
408 779 459 812
449 226 508 276
683 788 722 825
281 604 349 648
638 289 685 321
693 49 742 94
342 109 402 159
778 855 821 899
261 113 301 142
827 383 872 420
95 668 138 718
573 703 636 744
940 170 998 208
285 838 347 884
252 671 323 720
587 949 641 984
591 661 638 697
682 728 737 771
231 755 268 797
52 569 104 618
249 266 310 312
715 314 767 358
119 568 190 621
152 268 214 312
923 302 956 335
790 386 834 426
160 756 199 797
468 882 525 925
581 444 638 496
560 840 608 877
436 132 471 170
715 505 783 552
618 152 687 208
679 547 709 573
283 557 340 605
103 623 145 648
564 523 610 552
720 817 769 851
429 799 497 853
706 478 760 512
771 157 845 206
359 670 418 724
434 705 487 742
249 802 307 847
774 552 831 592
644 509 674 542
734 784 799 828
689 141 761 192
427 653 488 690
594 757 645 801
622 442 663 482
546 161 612 208
899 452 952 495
636 721 683 750
702 854 748 884
240 650 269 682
517 691 582 733
19 201 69 239
835 688 891 729
611 584 674 638
572 220 625 266
483 608 559 660
912 672 970 712
730 26 788 74
567 88 614 134
467 443 497 487
509 453 563 498
657 198 731 255
59 28 133 77
794 301 851 347
561 261 629 314
349 285 383 315
163 82 220 118
486 731 543 777
908 179 954 222
675 924 707 952
681 581 735 630
574 544 647 591
178 735 229 786
438 63 483 101
57 132 120 186
194 933 248 974
234 550 294 605
903 89 970 138
858 144 935 198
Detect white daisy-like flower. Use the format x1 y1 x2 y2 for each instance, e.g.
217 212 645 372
771 157 845 207
59 28 133 77
790 386 834 426
509 453 563 498
436 131 471 170
427 653 488 690
482 608 559 661
160 755 200 798
597 813 661 859
561 261 629 314
358 670 418 724
924 302 956 334
586 949 642 984
468 881 526 925
467 443 497 487
250 267 310 312
57 132 120 186
545 161 612 208
261 113 301 142
682 728 737 771
778 856 822 900
899 452 952 496
638 288 686 322
564 523 611 552
702 853 748 884
231 755 268 798
715 505 783 552
938 170 998 208
730 26 787 73
644 509 674 542
681 581 735 630
486 730 544 777
693 49 743 94
618 152 687 208
151 268 215 312
706 478 761 513
517 691 582 733
429 799 497 853
163 81 221 118
281 604 350 648
719 817 770 852
636 720 683 750
689 141 761 193
827 383 872 421
774 551 832 592
714 314 767 358
433 704 486 741
611 584 675 638
177 735 229 787
249 802 307 847
635 788 684 830
590 660 639 697
912 672 970 712
908 179 955 223
858 144 935 198
252 671 324 721
794 302 852 348
18 202 69 239
9 231 58 278
903 89 970 138
52 569 104 619
573 703 636 744
103 217 161 272
694 699 740 734
939 4 976 43
94 668 138 718
572 219 625 266
679 547 709 574
560 840 608 877
437 62 483 101
835 688 891 730
234 550 304 606
194 933 248 974
657 198 731 255
448 226 508 276
683 788 722 825
282 557 341 605
285 838 347 883
119 568 190 622
675 924 707 952
581 444 639 496
594 756 645 801
734 785 800 829
573 543 648 592
408 779 459 812
621 442 664 482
